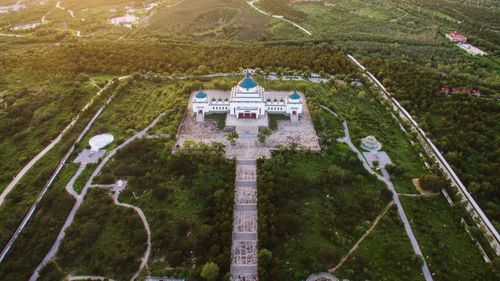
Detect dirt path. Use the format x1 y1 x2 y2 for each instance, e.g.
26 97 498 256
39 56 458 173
330 200 394 272
246 0 312 36
113 197 151 281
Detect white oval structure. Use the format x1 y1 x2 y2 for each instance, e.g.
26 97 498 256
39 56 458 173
89 134 114 152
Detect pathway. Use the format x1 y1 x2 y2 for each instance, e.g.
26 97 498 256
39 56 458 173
330 200 394 272
247 0 312 36
30 113 164 281
230 157 258 281
0 79 117 207
67 276 116 281
321 105 434 281
0 80 123 264
65 164 86 198
114 195 151 281
347 54 500 254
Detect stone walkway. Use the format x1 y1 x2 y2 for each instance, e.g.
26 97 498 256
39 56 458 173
230 157 258 281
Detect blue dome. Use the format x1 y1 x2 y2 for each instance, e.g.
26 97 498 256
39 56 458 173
195 91 207 99
289 91 301 100
240 76 258 89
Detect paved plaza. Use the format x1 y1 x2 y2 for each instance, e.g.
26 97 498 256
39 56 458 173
73 149 106 164
175 90 320 158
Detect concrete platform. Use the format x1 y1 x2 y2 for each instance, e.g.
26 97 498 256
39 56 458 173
73 149 106 164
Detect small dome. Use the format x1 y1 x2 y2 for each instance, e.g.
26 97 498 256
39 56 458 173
89 134 114 152
289 91 301 100
195 91 207 99
266 98 272 102
211 97 216 101
224 97 229 101
218 98 223 101
239 76 258 89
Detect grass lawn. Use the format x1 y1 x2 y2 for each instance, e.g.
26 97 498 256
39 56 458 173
206 113 227 130
268 113 289 130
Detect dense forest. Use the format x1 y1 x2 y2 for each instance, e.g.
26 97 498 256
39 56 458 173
365 58 500 228
0 41 355 79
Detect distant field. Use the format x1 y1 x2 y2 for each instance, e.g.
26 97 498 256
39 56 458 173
64 0 151 10
148 0 273 40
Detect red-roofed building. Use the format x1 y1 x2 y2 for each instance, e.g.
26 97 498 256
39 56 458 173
440 87 481 96
448 30 467 44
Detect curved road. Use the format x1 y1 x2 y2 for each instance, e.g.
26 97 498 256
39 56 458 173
114 197 151 281
30 113 164 281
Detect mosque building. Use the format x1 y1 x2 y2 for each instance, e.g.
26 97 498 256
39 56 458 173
191 76 303 122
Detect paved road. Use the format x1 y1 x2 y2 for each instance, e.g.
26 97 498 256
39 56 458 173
30 113 164 281
0 79 116 207
114 197 151 281
0 77 127 265
346 54 500 254
67 276 116 281
322 105 434 281
65 164 87 198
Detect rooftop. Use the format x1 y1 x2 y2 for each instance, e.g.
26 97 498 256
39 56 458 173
239 76 258 89
289 91 301 100
195 91 207 99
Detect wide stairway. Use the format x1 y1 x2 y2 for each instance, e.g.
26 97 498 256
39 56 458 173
230 159 258 281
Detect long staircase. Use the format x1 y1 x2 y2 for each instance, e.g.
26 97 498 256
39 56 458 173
230 158 258 281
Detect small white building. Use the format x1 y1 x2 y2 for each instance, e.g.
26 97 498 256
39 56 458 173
192 76 303 121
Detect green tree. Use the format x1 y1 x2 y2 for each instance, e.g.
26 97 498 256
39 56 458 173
226 131 239 145
201 262 219 281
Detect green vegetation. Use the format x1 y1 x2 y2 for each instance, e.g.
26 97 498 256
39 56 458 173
365 57 499 227
0 74 110 191
0 1 498 277
148 0 272 40
0 77 118 279
55 189 148 280
257 79 496 280
402 196 499 281
201 262 220 281
258 0 307 21
336 208 423 281
268 113 288 130
257 144 398 280
94 140 235 279
206 113 227 130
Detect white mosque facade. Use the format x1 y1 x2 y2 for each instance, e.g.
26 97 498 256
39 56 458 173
191 76 303 121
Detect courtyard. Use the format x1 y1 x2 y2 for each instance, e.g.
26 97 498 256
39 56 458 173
175 89 320 159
